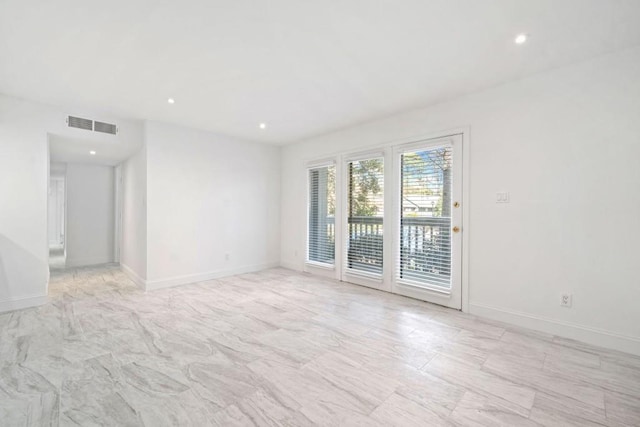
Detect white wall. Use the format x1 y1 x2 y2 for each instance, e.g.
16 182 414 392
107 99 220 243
65 163 115 267
121 144 147 286
144 121 281 289
0 125 49 311
280 47 640 355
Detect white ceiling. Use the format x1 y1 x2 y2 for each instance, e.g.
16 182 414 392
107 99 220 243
2 0 640 145
49 134 132 166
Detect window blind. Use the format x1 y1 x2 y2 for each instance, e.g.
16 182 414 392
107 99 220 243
398 145 452 288
346 157 384 275
308 165 336 265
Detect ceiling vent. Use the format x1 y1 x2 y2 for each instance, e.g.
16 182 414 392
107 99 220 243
94 121 118 135
67 116 93 131
66 116 118 135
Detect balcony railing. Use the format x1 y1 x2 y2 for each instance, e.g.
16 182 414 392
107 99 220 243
398 216 451 287
347 216 383 274
314 216 451 286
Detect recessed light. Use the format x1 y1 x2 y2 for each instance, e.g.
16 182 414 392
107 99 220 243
515 33 528 44
89 150 96 155
259 123 267 129
167 98 175 104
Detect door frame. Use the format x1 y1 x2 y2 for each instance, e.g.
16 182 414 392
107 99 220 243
384 128 470 312
390 134 464 309
47 162 68 266
114 164 123 263
340 148 389 292
48 176 66 248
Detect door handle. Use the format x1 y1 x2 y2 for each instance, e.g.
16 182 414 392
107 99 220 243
452 226 460 233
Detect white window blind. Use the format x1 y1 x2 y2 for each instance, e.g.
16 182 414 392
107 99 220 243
346 157 384 275
398 145 452 289
308 165 336 265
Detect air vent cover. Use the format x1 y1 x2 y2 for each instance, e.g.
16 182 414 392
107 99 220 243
67 116 93 131
94 121 117 135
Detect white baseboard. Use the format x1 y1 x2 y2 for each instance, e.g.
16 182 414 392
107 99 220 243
144 262 280 291
66 256 114 268
0 294 48 313
280 260 302 271
469 302 640 357
121 263 147 290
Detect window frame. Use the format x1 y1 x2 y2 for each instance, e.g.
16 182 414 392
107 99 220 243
305 160 337 270
341 150 387 284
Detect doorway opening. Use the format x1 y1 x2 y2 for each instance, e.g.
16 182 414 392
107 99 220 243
48 166 67 271
47 159 122 278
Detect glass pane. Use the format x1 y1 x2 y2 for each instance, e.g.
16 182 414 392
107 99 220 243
399 146 452 288
308 165 335 264
347 158 384 275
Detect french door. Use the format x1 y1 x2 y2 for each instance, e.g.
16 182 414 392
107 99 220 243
310 134 463 309
392 135 463 309
341 153 387 290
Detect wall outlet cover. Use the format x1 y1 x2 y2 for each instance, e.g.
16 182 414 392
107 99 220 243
561 293 572 307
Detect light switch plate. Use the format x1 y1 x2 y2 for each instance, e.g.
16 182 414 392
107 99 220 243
496 192 510 203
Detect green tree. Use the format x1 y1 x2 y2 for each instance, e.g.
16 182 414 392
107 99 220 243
327 166 335 216
402 153 434 196
349 159 383 216
402 149 451 217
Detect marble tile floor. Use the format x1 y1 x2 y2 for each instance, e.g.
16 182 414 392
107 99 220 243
1 265 639 426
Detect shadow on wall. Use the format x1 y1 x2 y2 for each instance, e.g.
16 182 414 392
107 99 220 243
0 234 48 302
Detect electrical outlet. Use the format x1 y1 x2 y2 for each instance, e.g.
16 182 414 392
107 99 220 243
225 253 230 261
496 192 510 203
560 293 572 308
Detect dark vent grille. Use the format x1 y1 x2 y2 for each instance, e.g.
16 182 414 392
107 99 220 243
94 121 117 135
68 116 93 131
